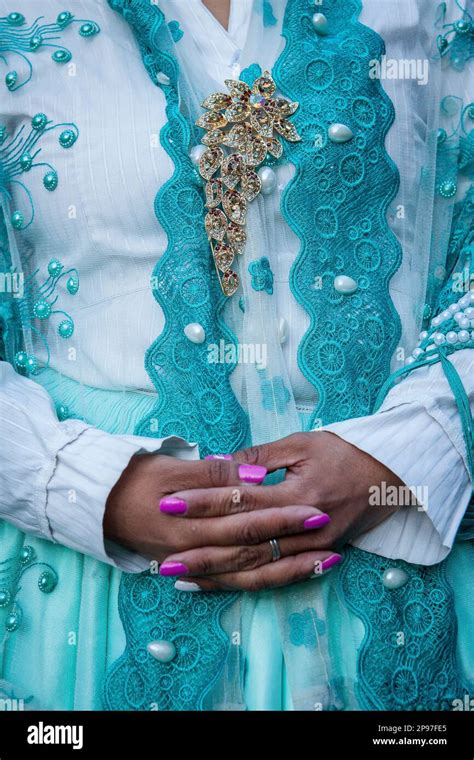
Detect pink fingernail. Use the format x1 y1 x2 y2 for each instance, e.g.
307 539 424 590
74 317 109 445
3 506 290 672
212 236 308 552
159 562 189 577
321 554 342 572
304 514 331 530
159 497 188 514
205 454 233 460
238 464 267 484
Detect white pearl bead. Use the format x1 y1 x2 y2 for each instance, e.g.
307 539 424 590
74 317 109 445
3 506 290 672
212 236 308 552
312 12 328 34
190 144 207 166
328 123 353 143
441 309 452 321
405 356 415 365
433 332 445 345
156 71 171 86
147 640 176 663
458 330 470 343
459 294 470 309
412 347 423 359
184 322 206 344
469 291 474 302
454 312 465 323
446 330 458 344
383 567 409 590
334 274 358 294
464 307 474 319
448 303 458 313
458 317 470 329
418 331 428 341
278 317 289 344
258 166 277 195
431 316 442 327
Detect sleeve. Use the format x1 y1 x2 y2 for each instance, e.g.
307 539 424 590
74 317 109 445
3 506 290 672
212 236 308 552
0 361 199 573
323 348 473 566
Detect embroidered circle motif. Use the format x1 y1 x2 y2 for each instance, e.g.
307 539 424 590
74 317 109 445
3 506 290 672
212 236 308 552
172 634 201 671
314 205 338 238
180 275 209 307
392 667 419 705
306 59 334 91
130 576 161 613
403 601 434 636
339 153 365 187
352 96 376 127
355 239 380 271
317 340 345 375
356 568 385 604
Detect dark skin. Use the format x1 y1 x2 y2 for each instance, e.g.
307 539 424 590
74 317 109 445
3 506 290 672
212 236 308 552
104 0 405 591
105 432 403 591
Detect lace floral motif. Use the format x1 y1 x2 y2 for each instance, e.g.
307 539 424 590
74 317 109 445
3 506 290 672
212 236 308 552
340 549 467 710
248 256 274 294
273 0 402 428
436 1 474 70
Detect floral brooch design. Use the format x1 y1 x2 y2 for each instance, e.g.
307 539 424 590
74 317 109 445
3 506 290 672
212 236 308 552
195 70 301 296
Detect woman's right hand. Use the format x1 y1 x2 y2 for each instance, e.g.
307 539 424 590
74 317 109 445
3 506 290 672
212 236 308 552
103 453 329 574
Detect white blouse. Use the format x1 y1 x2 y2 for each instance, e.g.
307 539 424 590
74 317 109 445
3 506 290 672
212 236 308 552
0 0 472 571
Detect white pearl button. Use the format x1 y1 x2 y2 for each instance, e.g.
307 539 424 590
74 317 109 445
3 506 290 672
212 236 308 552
328 123 353 143
383 568 409 590
278 317 289 344
258 166 277 195
184 322 206 344
312 12 328 34
190 145 207 166
156 71 170 86
334 275 357 294
147 640 176 663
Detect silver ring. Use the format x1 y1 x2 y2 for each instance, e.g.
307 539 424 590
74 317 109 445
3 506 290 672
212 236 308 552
269 538 281 562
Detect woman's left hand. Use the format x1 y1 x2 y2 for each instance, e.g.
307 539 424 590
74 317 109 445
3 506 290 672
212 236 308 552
159 431 405 591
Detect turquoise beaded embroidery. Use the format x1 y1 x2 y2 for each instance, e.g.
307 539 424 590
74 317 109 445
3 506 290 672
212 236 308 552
0 545 58 634
0 115 79 230
13 258 79 376
436 1 474 70
0 9 100 91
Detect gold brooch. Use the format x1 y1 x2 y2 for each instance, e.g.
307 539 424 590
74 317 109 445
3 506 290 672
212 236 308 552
195 70 301 296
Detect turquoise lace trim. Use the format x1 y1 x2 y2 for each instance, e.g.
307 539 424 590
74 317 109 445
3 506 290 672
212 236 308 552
273 0 402 427
104 573 234 711
340 548 467 710
0 9 100 91
105 0 242 711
